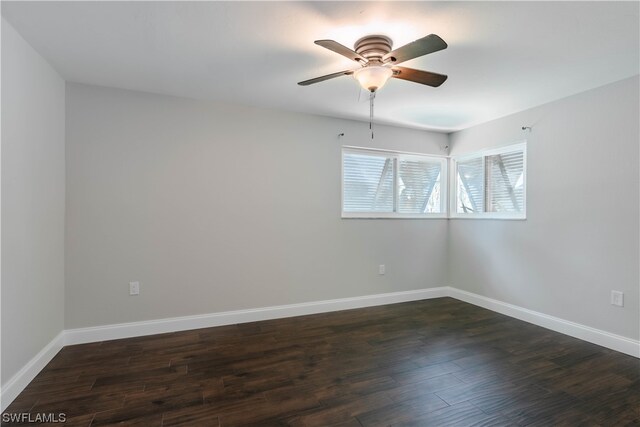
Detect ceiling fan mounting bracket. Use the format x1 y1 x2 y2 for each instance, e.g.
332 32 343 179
354 35 393 63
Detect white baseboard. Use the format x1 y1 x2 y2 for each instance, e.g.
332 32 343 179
447 287 640 358
54 286 640 357
3 285 638 413
0 331 64 412
64 287 449 346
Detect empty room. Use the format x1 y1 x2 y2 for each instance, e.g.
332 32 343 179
1 1 639 425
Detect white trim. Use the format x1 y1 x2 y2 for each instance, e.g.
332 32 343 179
447 287 640 358
451 140 528 161
2 286 637 412
448 213 526 220
65 286 639 357
64 287 449 346
450 141 527 220
342 212 448 219
1 288 447 411
0 331 64 412
342 145 449 159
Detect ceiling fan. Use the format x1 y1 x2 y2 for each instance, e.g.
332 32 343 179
298 34 448 92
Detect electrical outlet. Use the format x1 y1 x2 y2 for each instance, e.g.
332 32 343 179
378 264 385 275
129 281 140 296
610 290 624 307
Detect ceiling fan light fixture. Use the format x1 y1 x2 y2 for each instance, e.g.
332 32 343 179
353 66 393 92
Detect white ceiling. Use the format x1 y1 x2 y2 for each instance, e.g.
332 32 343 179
3 1 638 132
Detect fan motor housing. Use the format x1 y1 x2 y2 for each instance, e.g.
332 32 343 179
354 35 392 63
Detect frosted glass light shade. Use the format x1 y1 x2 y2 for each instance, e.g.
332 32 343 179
354 66 393 92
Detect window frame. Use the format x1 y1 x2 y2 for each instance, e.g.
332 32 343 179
341 146 448 219
449 141 527 220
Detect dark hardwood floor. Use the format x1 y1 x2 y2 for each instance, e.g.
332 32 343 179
3 297 639 426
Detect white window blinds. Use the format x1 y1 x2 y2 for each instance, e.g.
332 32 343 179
343 152 394 212
453 142 527 219
486 151 525 213
398 158 443 214
456 157 484 213
342 148 447 218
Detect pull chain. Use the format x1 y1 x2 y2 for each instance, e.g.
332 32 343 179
369 91 376 139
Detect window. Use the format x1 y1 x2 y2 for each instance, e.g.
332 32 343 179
342 147 447 218
452 142 526 219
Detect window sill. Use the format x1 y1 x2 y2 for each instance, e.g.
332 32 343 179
341 213 526 220
342 213 448 219
449 214 526 220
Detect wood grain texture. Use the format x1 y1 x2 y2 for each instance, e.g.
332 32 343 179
2 298 638 426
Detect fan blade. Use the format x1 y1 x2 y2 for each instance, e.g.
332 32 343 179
383 34 447 64
315 40 368 64
298 70 354 86
391 67 448 87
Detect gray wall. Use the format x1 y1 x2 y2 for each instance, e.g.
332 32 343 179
1 18 66 385
65 83 450 329
449 76 639 340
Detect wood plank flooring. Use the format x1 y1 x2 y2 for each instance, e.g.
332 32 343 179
3 297 639 426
